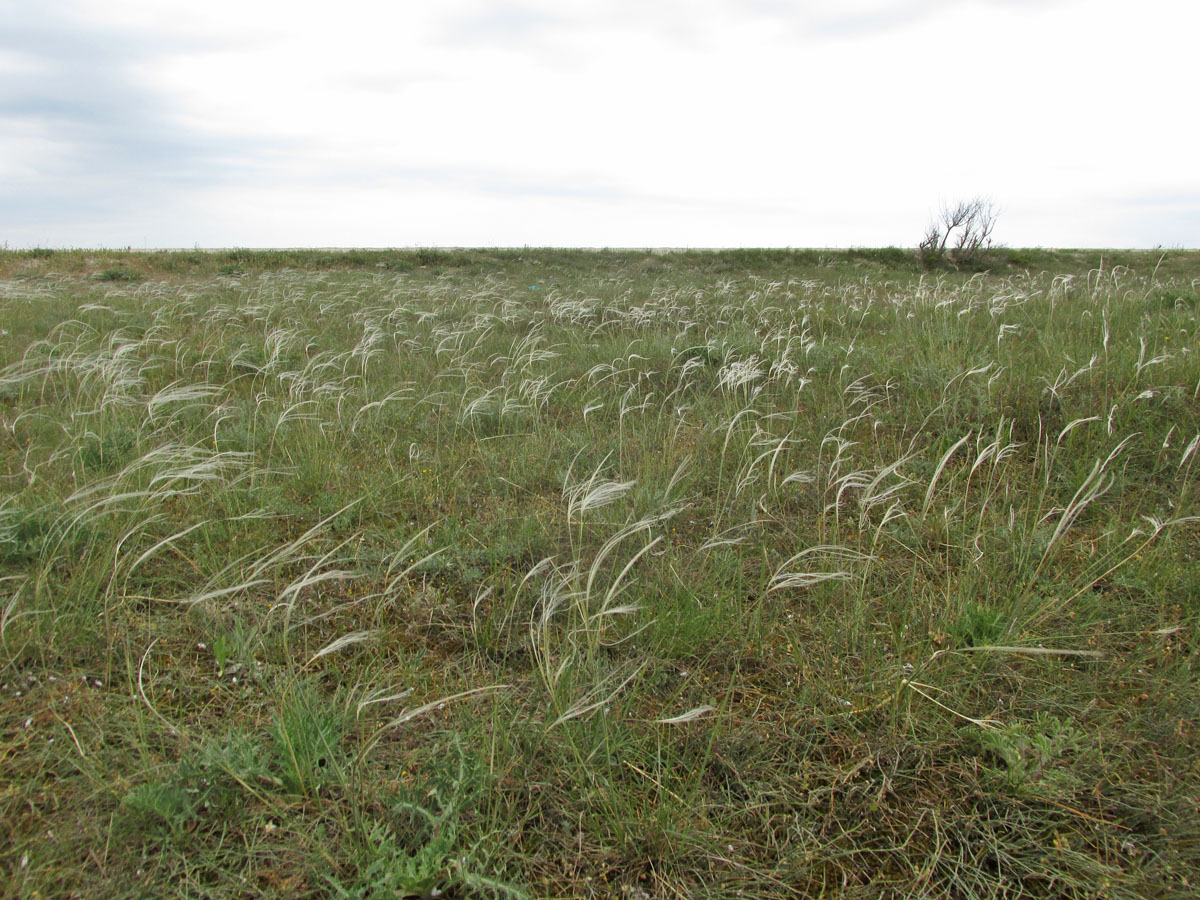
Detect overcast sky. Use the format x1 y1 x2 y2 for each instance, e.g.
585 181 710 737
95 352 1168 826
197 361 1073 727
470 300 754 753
2 0 1197 249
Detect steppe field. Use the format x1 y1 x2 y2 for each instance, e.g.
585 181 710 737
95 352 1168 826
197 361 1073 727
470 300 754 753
2 247 1198 899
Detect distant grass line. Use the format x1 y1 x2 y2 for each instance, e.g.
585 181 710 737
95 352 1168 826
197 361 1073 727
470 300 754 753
1 251 1197 898
3 245 1198 281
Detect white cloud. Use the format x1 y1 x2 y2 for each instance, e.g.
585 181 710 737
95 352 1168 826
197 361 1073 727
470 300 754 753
2 0 1197 247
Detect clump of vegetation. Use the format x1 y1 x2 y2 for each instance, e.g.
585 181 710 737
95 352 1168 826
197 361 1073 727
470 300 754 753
919 196 1001 269
96 266 141 282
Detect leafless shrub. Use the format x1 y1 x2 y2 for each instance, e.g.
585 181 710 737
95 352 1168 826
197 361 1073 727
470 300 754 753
919 198 999 269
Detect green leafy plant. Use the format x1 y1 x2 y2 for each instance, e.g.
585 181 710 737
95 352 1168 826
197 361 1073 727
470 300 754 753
121 781 199 836
96 267 140 282
327 740 526 899
326 820 455 900
75 430 137 473
271 682 347 797
950 600 1007 647
0 505 57 565
121 733 265 837
210 618 260 678
972 713 1087 793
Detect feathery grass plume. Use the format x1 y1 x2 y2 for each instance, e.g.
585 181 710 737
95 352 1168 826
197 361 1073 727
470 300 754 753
350 385 415 431
969 420 1021 478
525 511 670 719
547 661 645 729
1180 431 1200 468
362 685 510 756
655 705 716 725
1135 335 1172 378
897 643 1109 730
275 551 358 614
354 686 414 718
662 454 692 502
145 380 223 423
855 451 915 529
380 523 446 597
698 519 766 552
960 645 1103 659
1032 434 1135 577
179 499 362 608
1025 514 1200 630
581 399 604 423
563 452 635 523
717 354 765 395
460 386 500 422
306 630 377 666
769 545 876 593
922 432 971 518
0 575 32 642
1056 416 1101 446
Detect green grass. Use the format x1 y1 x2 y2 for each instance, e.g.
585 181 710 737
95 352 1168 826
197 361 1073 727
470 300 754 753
1 248 1198 898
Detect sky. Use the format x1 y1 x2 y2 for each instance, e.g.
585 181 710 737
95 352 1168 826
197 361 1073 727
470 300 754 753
2 0 1197 249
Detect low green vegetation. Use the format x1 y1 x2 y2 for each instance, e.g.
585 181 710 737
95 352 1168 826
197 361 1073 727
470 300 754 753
1 247 1198 898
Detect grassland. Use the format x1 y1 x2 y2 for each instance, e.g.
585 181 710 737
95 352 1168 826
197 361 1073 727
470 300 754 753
1 247 1198 899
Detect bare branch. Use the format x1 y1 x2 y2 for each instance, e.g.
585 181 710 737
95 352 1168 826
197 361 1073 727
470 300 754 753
919 197 999 269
